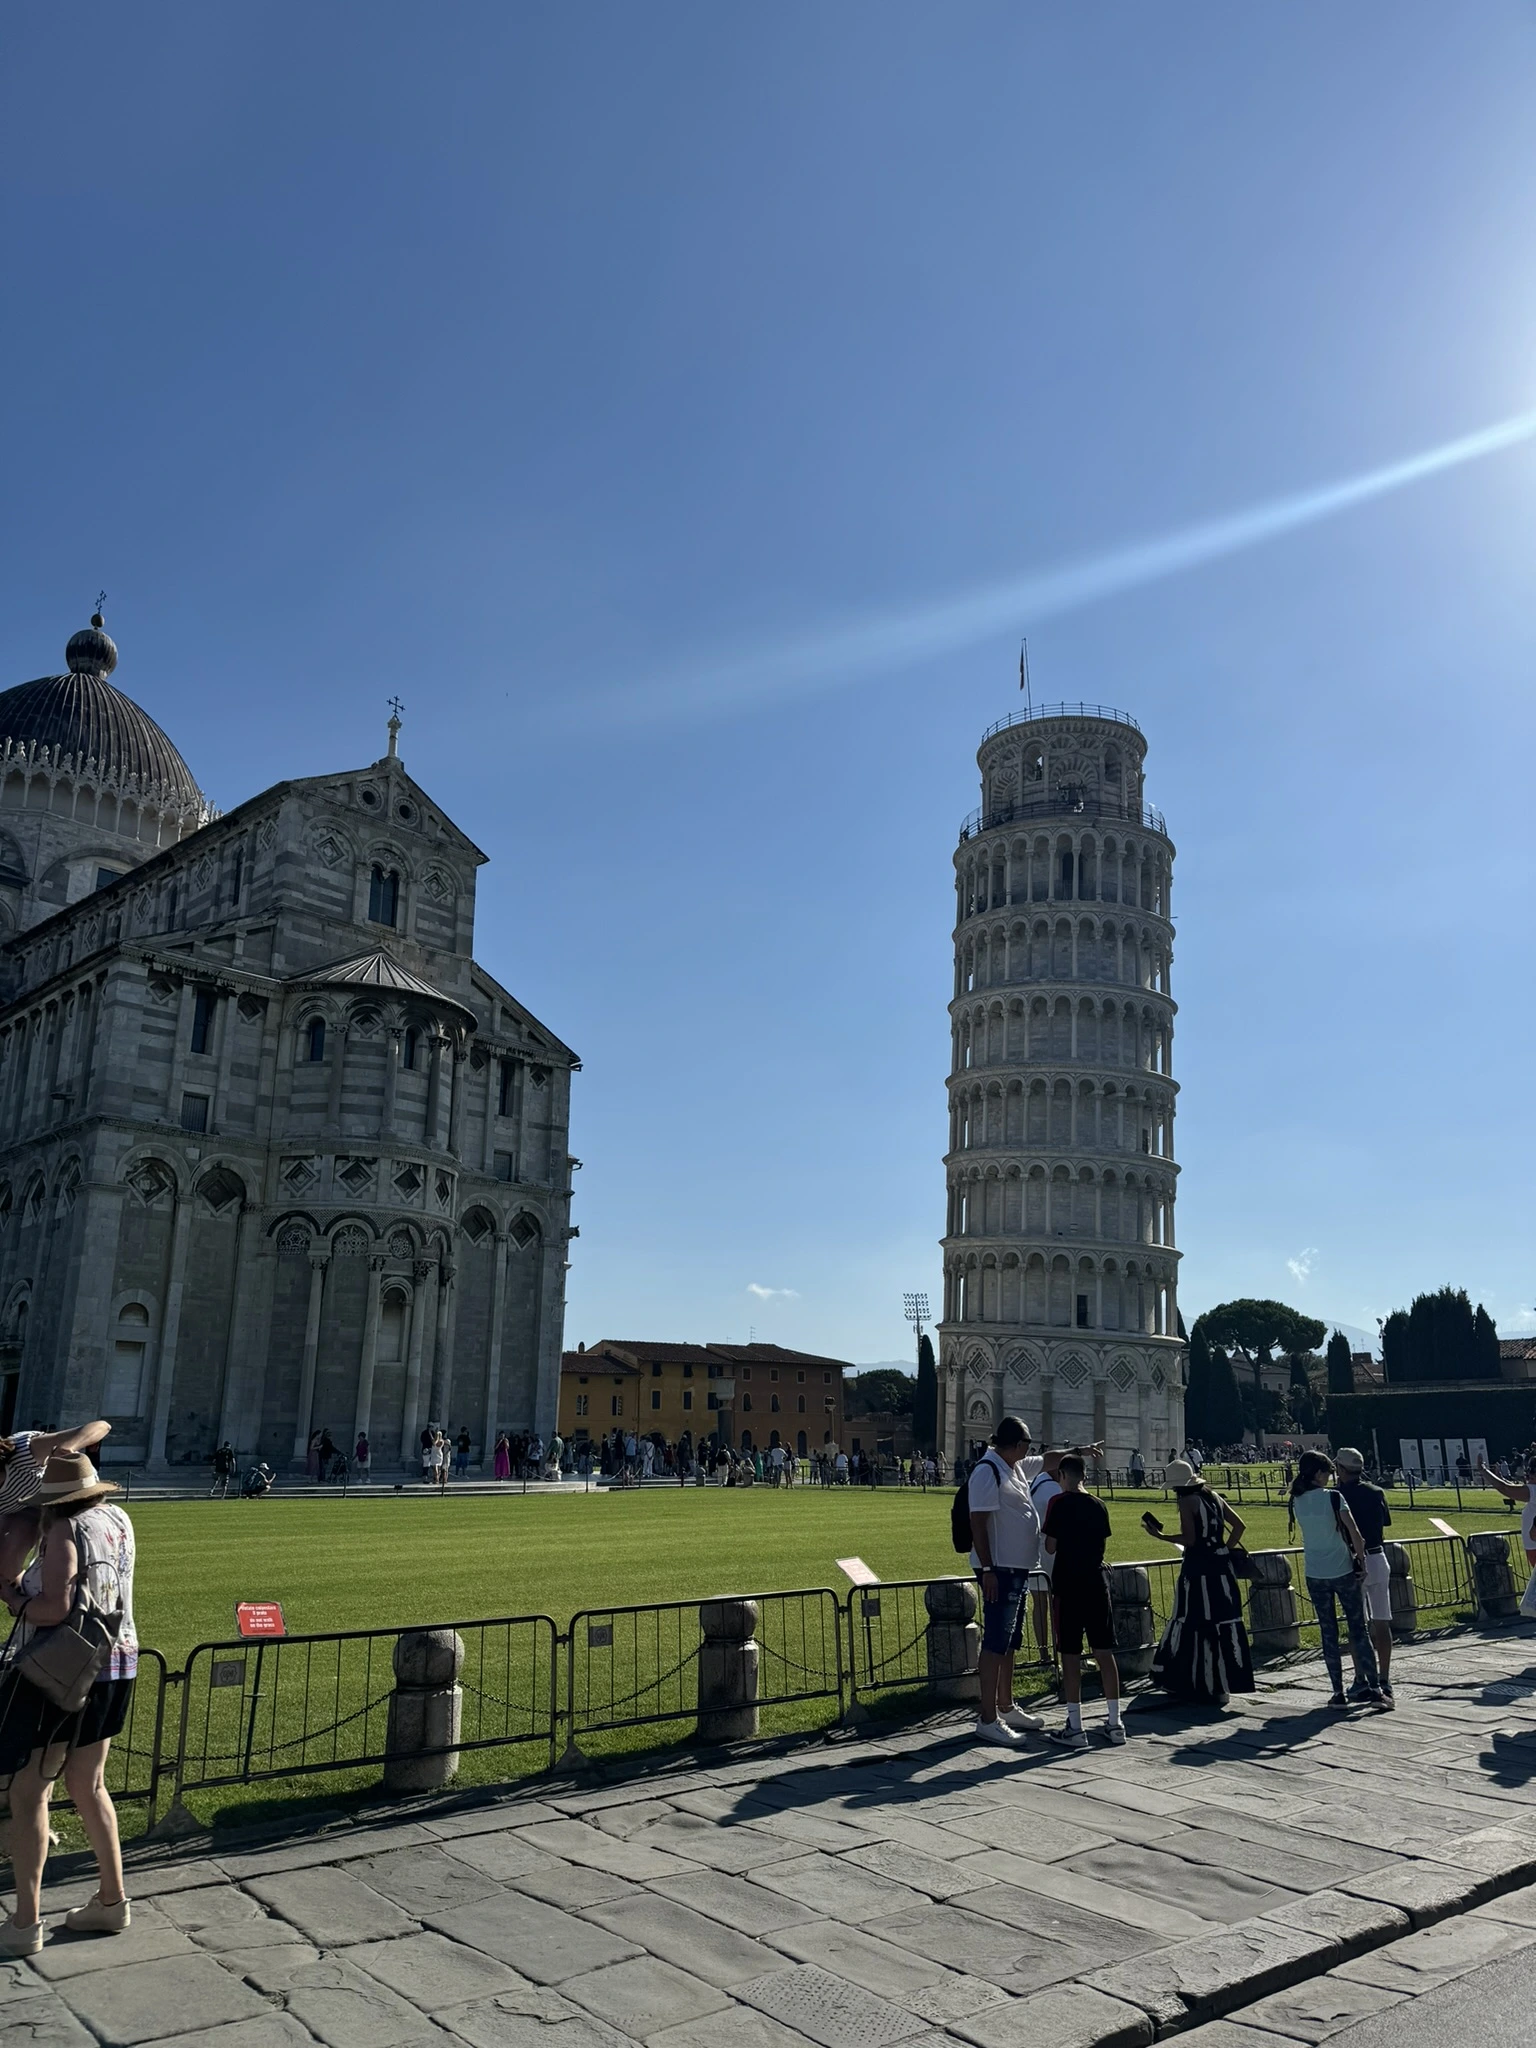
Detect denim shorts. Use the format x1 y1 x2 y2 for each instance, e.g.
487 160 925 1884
976 1566 1030 1655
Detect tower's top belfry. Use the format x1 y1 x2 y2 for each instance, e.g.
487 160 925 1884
938 696 1185 1466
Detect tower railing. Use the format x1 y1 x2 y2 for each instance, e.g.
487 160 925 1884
981 703 1142 740
959 794 1168 841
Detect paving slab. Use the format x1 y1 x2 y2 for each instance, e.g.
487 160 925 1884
511 1820 699 1881
875 1812 1015 1863
841 1842 1014 1898
746 1810 888 1854
1337 1858 1490 1927
267 1956 441 2048
945 1883 1164 1961
630 1812 804 1871
1072 1840 1298 1921
1152 1828 1358 1894
0 1992 95 2047
26 1914 199 1983
581 1892 795 1988
561 1953 729 2036
1473 1879 1536 1928
114 1861 234 1900
587 1799 679 1838
763 1920 949 1997
745 1852 930 1923
1173 1809 1397 1875
859 1903 1096 1996
1229 1976 1406 2042
341 1844 504 1915
648 1869 821 1935
503 1859 640 1911
346 1929 529 2010
421 1891 641 1984
442 1834 567 1882
734 1962 932 2048
1080 1919 1338 2030
216 1823 436 1879
1258 1890 1409 1956
949 1983 1154 2048
1169 2026 1297 2047
242 1866 418 1946
902 1975 1012 2025
52 1954 274 2048
1333 1912 1536 1993
966 1785 1188 1848
421 1800 565 1839
649 2007 821 2048
134 2021 317 2048
1010 1856 1217 1939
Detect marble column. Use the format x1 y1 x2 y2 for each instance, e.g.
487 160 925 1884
382 1027 401 1139
352 1254 387 1443
148 1191 196 1466
429 1261 457 1427
479 1232 510 1465
291 1251 331 1459
447 1042 468 1157
398 1258 438 1461
215 1202 261 1445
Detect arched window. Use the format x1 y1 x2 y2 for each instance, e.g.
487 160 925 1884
306 1017 326 1062
368 865 400 927
403 1026 418 1070
104 1302 151 1415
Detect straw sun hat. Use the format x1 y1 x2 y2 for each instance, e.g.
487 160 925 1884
1163 1458 1202 1490
35 1452 119 1510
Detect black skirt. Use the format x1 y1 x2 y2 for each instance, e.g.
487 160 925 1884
0 1670 135 1775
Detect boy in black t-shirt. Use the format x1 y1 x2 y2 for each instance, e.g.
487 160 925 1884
1041 1456 1124 1749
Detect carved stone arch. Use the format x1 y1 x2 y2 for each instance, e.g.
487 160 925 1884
194 1162 247 1216
1004 1345 1041 1382
365 837 413 881
507 1209 541 1252
52 1154 84 1217
1 1278 33 1339
121 1152 183 1208
329 1219 376 1257
460 1204 496 1247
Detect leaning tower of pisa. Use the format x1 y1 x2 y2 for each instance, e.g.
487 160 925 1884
938 699 1185 1466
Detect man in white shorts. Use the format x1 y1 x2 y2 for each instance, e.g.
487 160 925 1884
1334 1446 1394 1703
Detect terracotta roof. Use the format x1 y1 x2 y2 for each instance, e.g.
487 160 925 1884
561 1347 639 1376
1501 1338 1536 1360
571 1339 853 1373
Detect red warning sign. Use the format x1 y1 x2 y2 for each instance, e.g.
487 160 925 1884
236 1602 286 1638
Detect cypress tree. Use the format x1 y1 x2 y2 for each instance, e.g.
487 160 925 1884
914 1334 938 1451
1326 1328 1354 1396
1473 1303 1501 1380
1381 1310 1410 1383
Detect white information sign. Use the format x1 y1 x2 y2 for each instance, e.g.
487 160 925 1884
1400 1438 1423 1476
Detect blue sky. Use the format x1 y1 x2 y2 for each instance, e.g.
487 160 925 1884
2 7 1533 1363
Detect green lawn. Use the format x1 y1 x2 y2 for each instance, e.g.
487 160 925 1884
124 1482 1521 1666
78 1482 1517 1844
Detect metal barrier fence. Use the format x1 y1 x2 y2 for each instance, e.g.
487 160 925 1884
57 1530 1536 1830
566 1589 843 1748
171 1614 559 1803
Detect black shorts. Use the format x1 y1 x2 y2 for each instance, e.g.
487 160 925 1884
0 1672 135 1776
1054 1573 1114 1656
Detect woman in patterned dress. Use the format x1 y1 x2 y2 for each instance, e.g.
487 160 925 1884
1143 1458 1255 1706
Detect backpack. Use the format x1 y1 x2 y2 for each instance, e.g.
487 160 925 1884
950 1451 1003 1554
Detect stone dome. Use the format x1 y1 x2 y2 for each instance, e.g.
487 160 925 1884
0 615 205 808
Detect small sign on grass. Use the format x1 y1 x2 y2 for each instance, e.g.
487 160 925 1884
236 1602 286 1638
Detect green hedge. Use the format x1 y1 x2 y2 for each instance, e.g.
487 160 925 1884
1329 1385 1536 1458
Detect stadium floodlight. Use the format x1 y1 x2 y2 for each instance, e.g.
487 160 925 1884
902 1293 929 1331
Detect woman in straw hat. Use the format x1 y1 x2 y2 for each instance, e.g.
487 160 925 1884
0 1452 139 1956
1140 1456 1255 1708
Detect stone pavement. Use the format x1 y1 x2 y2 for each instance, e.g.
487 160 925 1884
10 1629 1536 2048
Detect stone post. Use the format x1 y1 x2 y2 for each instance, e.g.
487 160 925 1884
1385 1540 1419 1638
923 1578 980 1701
1106 1563 1156 1679
1246 1550 1301 1659
384 1627 463 1793
697 1598 758 1742
1468 1532 1520 1622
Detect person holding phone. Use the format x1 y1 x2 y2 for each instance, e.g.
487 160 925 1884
1143 1458 1254 1708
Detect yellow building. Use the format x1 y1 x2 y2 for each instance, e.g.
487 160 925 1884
559 1339 849 1455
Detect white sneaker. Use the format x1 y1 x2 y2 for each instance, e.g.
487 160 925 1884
975 1718 1025 1748
1000 1705 1045 1734
1046 1724 1089 1752
1101 1722 1128 1746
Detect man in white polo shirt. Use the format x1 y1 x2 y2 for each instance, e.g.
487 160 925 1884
968 1417 1047 1747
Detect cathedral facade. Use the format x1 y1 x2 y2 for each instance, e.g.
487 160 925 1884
939 700 1185 1465
0 614 576 1471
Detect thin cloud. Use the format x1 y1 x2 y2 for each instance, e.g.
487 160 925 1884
746 1283 799 1301
1287 1248 1319 1285
588 407 1536 727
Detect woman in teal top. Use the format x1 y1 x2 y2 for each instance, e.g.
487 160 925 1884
1288 1452 1386 1710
